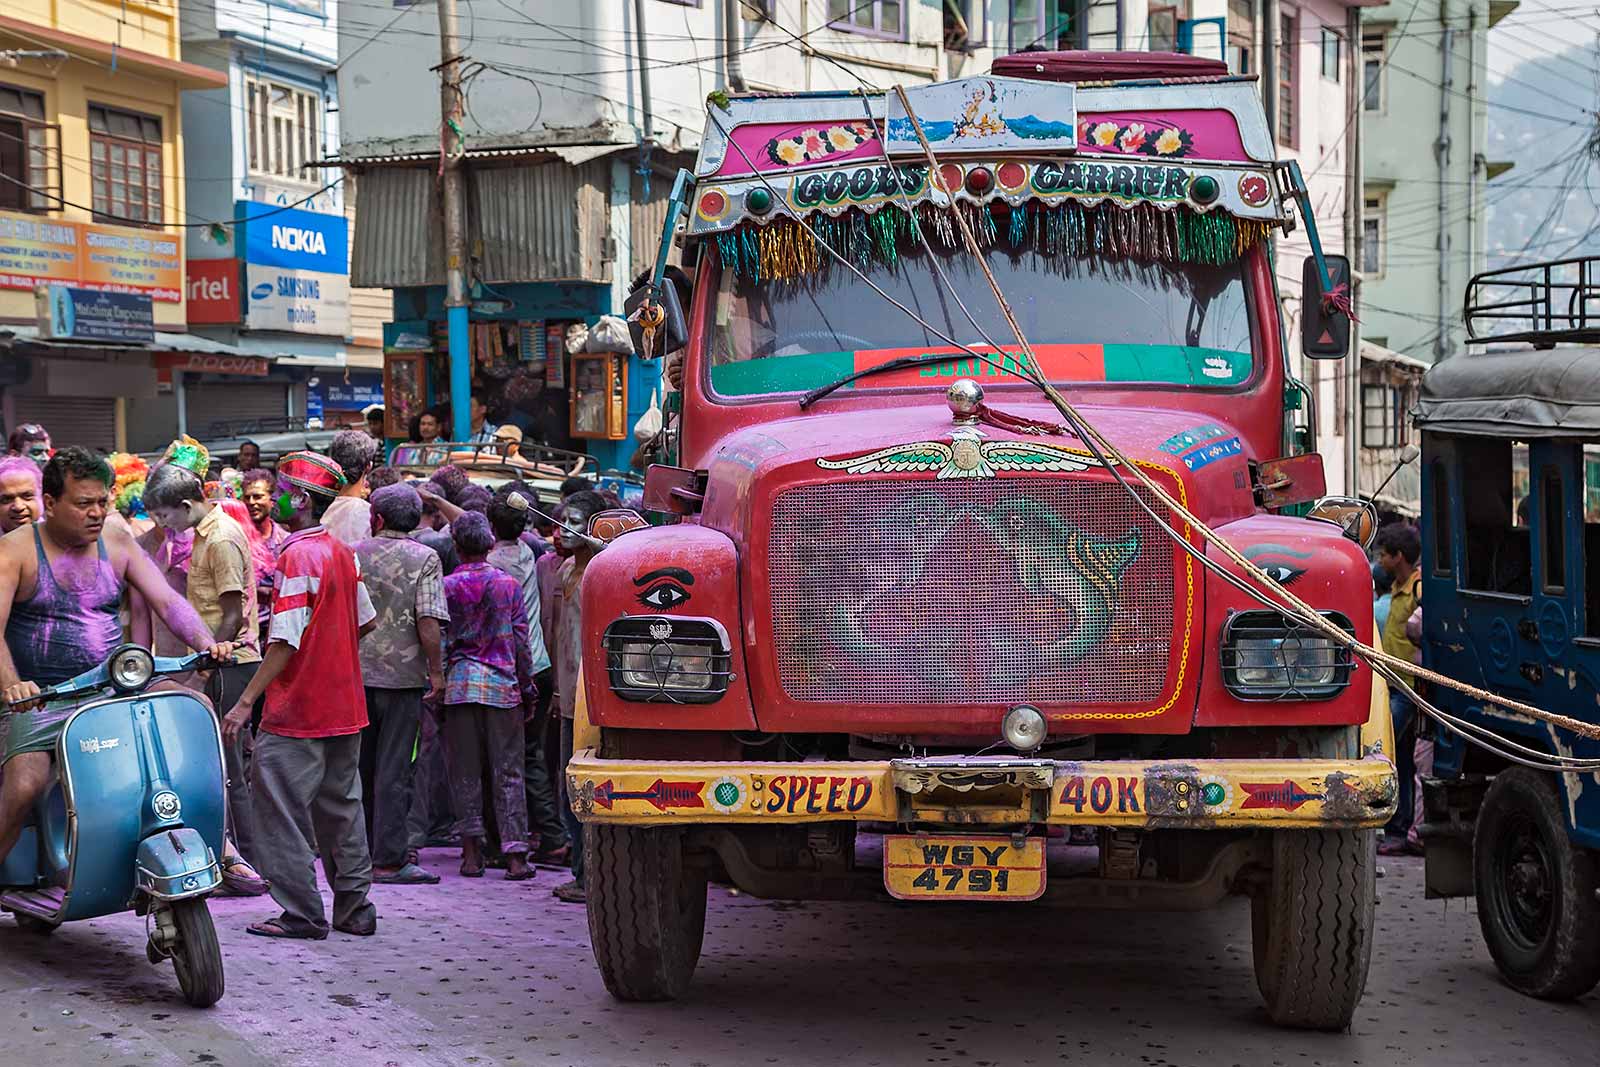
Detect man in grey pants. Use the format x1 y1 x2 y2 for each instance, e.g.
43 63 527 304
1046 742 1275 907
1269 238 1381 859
222 451 379 940
355 484 448 884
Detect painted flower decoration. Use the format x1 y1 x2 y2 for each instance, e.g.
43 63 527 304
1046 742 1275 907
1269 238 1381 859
773 139 806 165
801 129 826 155
1118 123 1147 152
1091 122 1119 147
1154 128 1184 155
828 122 872 151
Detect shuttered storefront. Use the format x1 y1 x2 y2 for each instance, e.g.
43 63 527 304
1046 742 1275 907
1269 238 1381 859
12 396 116 453
184 382 288 439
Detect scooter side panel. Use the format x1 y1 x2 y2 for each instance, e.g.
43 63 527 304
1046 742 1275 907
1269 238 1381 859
57 693 225 922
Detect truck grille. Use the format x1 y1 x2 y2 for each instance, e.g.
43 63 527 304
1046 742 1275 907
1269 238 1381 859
768 478 1178 706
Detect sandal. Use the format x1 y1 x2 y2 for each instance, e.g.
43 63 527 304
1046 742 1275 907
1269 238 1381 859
247 918 326 940
459 861 485 878
220 857 271 897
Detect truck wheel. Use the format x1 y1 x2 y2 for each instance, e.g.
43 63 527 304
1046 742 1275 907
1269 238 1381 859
169 900 226 1008
1473 767 1600 999
1251 828 1376 1030
585 824 707 1002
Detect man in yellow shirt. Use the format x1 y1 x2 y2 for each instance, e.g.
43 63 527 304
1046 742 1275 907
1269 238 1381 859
144 452 267 893
1375 523 1422 855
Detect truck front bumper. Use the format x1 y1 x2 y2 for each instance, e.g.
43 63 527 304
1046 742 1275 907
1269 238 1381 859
567 751 1397 829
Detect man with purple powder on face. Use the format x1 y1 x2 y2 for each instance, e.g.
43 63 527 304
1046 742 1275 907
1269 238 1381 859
0 456 41 534
0 447 237 864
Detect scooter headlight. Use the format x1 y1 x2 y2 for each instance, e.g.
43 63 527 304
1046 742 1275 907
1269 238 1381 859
109 646 155 693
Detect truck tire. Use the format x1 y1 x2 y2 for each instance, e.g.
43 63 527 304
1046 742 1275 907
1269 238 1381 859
585 824 707 1002
1251 828 1376 1030
1473 767 1600 999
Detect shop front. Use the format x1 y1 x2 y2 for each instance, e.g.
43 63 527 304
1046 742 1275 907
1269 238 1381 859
381 281 659 473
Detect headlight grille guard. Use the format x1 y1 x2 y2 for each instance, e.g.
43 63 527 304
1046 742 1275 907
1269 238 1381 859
602 616 734 705
1219 609 1357 701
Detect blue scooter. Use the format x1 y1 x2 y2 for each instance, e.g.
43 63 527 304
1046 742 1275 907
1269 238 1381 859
0 645 228 1007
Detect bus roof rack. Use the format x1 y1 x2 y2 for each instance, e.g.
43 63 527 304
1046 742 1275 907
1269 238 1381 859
1464 256 1600 348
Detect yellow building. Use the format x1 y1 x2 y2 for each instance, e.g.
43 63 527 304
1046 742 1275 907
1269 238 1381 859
0 2 226 450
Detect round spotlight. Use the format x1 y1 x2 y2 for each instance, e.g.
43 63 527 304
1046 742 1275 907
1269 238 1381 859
1002 705 1047 752
109 646 155 693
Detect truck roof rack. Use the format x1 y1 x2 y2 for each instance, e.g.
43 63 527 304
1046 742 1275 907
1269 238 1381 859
1464 256 1600 348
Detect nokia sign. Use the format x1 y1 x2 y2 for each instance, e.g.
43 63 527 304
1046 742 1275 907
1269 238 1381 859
235 201 349 336
271 225 328 256
236 200 347 275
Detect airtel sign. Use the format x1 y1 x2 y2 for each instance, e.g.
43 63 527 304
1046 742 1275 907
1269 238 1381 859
186 259 241 325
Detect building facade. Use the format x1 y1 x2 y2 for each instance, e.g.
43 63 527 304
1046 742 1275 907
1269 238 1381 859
0 1 232 452
123 0 389 452
1359 0 1515 362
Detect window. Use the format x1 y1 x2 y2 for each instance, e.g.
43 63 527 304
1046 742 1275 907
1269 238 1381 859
1430 459 1452 575
1542 467 1566 591
1010 0 1080 52
1148 4 1180 51
1461 438 1531 596
827 0 904 37
1362 32 1385 111
0 83 58 213
1278 11 1298 148
1361 383 1410 448
88 104 162 225
1362 194 1384 276
1227 0 1255 74
246 78 322 183
945 0 986 50
1581 445 1600 634
1321 26 1342 81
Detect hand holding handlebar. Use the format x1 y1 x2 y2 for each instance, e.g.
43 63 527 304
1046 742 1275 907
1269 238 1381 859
1 679 43 712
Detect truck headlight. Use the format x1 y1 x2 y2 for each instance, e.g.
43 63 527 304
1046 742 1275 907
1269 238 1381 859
1220 611 1355 700
603 617 732 704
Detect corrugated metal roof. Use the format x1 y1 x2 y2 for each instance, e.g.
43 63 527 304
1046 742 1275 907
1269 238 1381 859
472 160 609 284
351 166 445 289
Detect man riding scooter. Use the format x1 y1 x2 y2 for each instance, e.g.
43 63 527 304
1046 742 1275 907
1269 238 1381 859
0 448 236 862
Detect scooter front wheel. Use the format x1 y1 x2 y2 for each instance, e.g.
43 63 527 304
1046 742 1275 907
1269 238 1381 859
169 899 225 1008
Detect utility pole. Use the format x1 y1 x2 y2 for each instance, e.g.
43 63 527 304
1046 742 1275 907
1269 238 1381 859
436 0 471 443
1345 4 1362 497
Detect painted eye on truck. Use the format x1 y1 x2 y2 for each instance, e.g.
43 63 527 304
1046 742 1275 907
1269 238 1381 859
637 581 691 610
1256 562 1306 586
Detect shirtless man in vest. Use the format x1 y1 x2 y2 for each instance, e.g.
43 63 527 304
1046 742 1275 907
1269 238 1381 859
0 447 236 863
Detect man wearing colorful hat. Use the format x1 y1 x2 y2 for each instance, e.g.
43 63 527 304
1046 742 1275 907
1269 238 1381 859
221 451 380 939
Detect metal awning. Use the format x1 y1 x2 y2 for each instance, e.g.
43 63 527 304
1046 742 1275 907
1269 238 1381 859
0 326 253 357
320 142 633 170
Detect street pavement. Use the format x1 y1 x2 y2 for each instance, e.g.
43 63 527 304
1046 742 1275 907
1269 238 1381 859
0 849 1593 1066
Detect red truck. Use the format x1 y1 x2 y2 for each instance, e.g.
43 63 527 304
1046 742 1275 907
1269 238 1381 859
568 54 1397 1030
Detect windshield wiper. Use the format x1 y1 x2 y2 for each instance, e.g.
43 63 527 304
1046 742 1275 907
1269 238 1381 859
798 353 977 410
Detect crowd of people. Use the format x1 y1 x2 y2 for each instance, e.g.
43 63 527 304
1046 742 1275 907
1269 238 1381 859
0 420 613 939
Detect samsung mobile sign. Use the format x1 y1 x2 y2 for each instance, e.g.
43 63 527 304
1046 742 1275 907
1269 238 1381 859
237 201 349 336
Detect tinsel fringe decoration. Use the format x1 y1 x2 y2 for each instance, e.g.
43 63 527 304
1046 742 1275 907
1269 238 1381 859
714 201 1274 282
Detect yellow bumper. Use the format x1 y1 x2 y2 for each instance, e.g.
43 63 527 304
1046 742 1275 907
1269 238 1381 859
567 751 1396 829
569 668 1398 830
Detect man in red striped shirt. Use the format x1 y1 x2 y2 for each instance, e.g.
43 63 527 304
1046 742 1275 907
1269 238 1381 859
223 451 379 940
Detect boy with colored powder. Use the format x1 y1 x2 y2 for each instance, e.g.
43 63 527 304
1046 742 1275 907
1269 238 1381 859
0 456 41 534
222 451 380 939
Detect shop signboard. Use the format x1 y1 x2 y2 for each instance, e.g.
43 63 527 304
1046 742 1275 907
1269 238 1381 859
308 375 383 422
245 264 351 334
36 284 155 344
154 352 271 378
186 259 242 324
0 210 183 302
237 201 350 336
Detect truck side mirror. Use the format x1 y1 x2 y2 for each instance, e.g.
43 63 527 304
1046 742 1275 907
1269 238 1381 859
1301 254 1352 360
625 275 688 360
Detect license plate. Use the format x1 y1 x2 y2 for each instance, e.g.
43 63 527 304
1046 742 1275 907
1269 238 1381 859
883 834 1046 901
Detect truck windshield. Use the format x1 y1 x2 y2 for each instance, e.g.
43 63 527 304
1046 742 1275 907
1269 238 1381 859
705 246 1254 398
